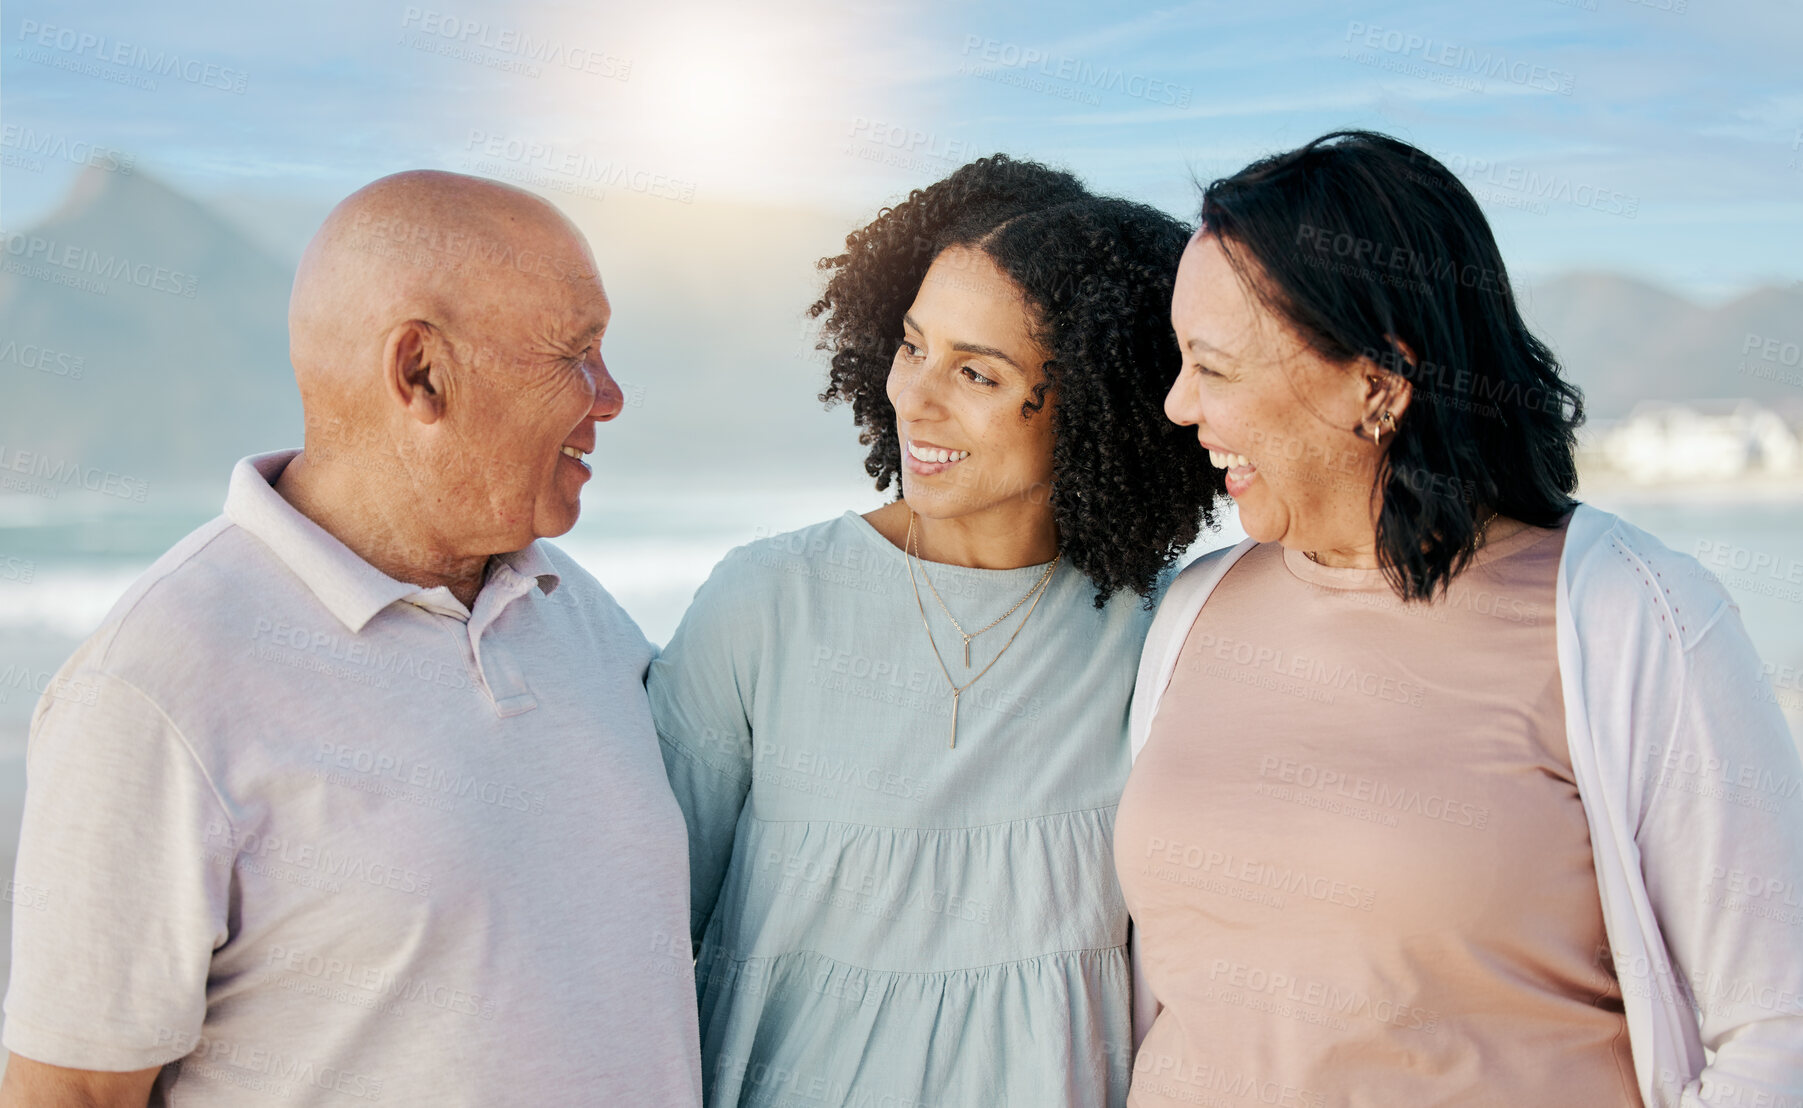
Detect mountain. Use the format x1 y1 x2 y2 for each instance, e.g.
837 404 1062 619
0 169 874 498
3 170 1797 504
1518 272 1803 419
0 167 299 485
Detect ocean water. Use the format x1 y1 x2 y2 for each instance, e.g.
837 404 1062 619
3 479 1800 746
0 480 1798 1027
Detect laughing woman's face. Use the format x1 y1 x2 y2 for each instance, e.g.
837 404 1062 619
888 245 1057 525
1165 232 1399 556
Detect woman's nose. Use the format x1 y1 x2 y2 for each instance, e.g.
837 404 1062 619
1165 368 1198 427
890 360 943 421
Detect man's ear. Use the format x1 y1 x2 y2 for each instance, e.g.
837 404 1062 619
384 320 449 425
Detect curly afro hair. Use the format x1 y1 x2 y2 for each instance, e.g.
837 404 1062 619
809 153 1225 607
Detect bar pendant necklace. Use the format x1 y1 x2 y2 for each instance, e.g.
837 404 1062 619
905 512 1059 748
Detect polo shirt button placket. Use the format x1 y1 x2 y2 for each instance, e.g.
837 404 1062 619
399 589 485 695
468 570 540 718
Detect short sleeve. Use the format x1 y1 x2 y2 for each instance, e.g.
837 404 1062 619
647 550 765 948
3 669 233 1071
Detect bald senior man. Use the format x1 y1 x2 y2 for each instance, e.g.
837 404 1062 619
0 172 702 1105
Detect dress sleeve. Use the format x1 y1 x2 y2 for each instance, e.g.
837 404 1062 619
1636 600 1803 1104
647 550 765 950
1 670 233 1071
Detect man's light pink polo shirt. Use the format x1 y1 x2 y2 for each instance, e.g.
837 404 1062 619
3 450 702 1105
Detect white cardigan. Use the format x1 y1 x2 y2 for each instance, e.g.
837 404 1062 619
1126 504 1803 1108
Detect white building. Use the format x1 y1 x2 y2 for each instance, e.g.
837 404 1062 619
1596 400 1802 484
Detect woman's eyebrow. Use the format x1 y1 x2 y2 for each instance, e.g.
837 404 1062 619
901 312 1023 369
951 341 1020 369
1186 335 1235 363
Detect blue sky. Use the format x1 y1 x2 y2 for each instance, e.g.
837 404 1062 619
3 0 1799 298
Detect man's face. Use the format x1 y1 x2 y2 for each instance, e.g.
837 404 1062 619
431 227 623 549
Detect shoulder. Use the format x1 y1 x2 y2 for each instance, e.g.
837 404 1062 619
663 514 878 647
1163 538 1259 610
77 515 272 678
709 512 885 596
100 515 239 629
1136 539 1259 663
535 540 631 623
531 540 652 654
1561 505 1736 651
741 512 879 565
28 515 284 750
1172 539 1253 582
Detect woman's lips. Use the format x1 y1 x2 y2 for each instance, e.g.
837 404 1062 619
904 439 970 476
1207 447 1257 497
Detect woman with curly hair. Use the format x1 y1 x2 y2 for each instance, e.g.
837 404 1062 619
648 154 1221 1107
1120 131 1803 1106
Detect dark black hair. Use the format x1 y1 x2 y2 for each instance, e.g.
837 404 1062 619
810 154 1222 606
1199 129 1583 601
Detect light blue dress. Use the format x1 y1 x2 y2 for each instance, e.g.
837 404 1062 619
649 511 1155 1108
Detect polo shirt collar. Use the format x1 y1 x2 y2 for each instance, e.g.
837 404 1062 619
492 541 561 597
225 450 561 634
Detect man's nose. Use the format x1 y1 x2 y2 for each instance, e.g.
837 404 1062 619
591 356 625 423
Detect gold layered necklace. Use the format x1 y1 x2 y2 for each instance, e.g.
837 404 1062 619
905 512 1060 749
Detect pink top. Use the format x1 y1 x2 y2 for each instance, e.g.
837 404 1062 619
1117 517 1641 1107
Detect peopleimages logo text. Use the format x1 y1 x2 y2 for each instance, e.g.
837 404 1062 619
0 125 134 174
0 446 149 502
1344 22 1575 95
399 7 631 79
959 36 1192 107
0 231 199 298
15 19 248 93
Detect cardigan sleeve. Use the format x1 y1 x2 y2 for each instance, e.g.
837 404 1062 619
1634 596 1803 1105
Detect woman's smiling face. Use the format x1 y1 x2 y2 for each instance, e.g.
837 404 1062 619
1165 232 1388 553
888 245 1057 523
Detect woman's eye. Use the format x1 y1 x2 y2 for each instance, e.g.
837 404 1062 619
962 366 996 387
898 340 923 359
1192 362 1220 379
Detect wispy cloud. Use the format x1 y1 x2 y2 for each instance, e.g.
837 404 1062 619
3 0 1799 295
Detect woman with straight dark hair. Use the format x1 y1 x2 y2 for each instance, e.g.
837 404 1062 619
652 155 1221 1106
1118 130 1803 1107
